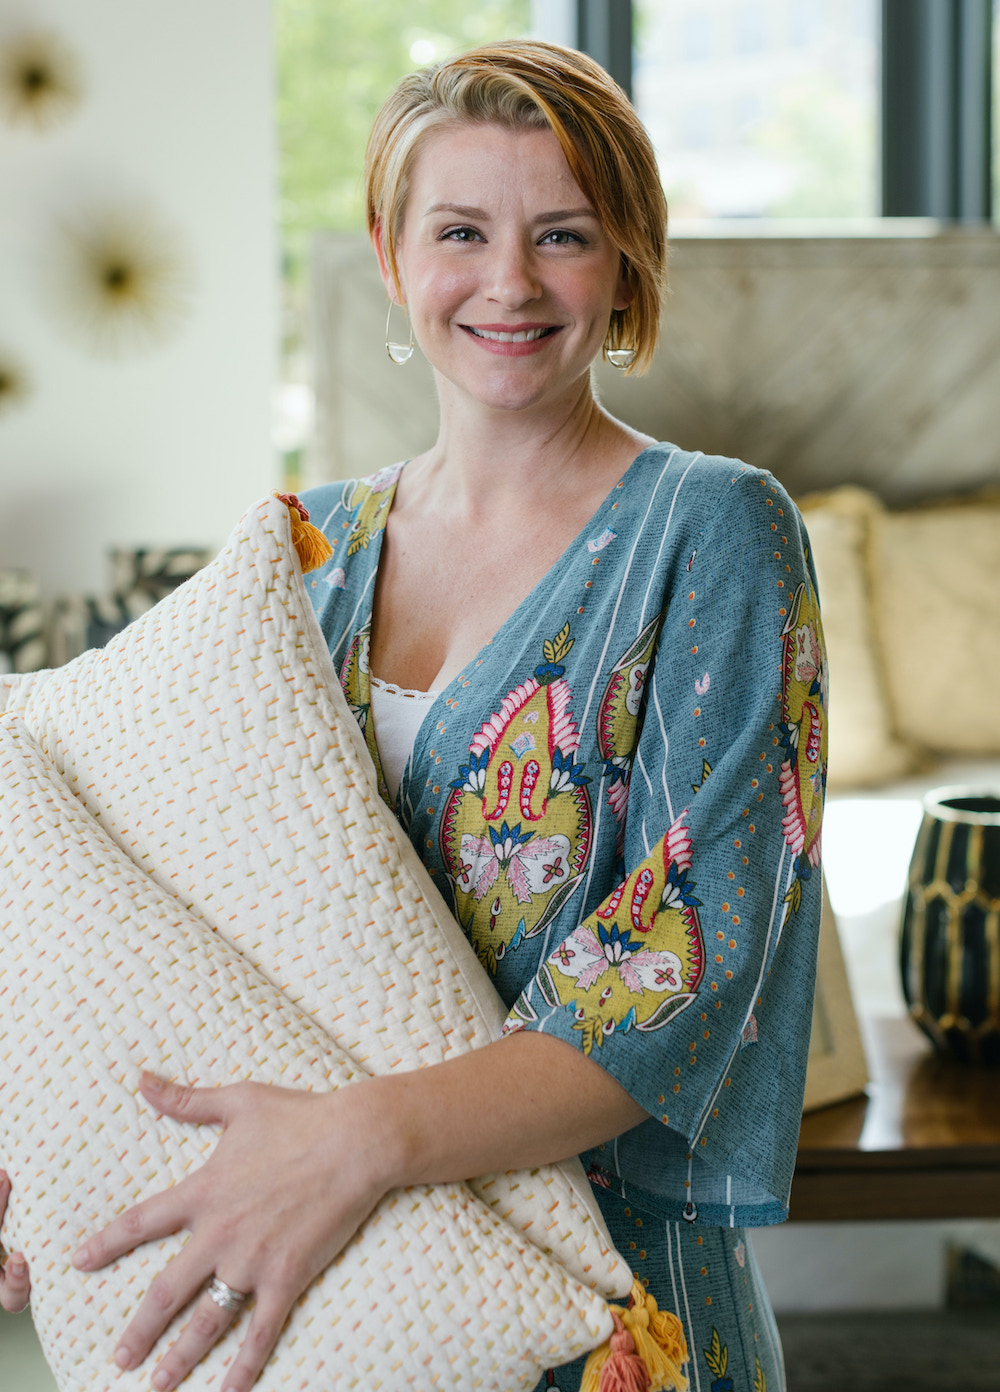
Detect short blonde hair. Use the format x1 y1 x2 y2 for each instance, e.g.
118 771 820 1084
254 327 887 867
364 40 667 374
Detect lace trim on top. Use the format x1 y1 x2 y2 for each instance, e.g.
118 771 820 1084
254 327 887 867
369 674 441 801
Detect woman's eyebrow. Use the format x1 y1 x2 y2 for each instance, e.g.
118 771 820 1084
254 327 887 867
424 203 488 219
423 203 598 222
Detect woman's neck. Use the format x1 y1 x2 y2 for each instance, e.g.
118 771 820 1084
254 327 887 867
399 374 651 522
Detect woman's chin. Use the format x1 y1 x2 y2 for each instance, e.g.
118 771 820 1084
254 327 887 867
436 362 593 417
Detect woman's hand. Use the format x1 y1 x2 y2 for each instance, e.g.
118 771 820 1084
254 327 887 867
0 1171 32 1313
69 1035 644 1391
72 1072 397 1392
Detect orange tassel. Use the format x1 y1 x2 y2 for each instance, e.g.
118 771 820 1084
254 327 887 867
273 491 333 573
597 1315 651 1392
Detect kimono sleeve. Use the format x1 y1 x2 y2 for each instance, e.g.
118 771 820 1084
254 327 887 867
501 468 827 1158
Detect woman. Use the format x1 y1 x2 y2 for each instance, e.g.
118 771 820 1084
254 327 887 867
0 41 825 1392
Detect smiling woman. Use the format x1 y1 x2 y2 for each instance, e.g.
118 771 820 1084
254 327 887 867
365 43 666 374
372 124 633 421
1 38 826 1392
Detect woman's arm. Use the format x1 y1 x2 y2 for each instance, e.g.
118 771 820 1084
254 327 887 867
376 1030 648 1184
68 1034 646 1392
497 464 826 1210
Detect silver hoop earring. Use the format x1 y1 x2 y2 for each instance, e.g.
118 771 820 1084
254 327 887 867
385 301 414 364
606 347 636 370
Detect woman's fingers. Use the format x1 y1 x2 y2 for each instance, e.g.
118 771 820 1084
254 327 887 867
140 1072 229 1126
147 1287 287 1392
69 1080 379 1389
218 1296 288 1392
0 1250 31 1313
109 1239 214 1375
0 1171 31 1313
72 1176 188 1272
73 1074 231 1273
146 1288 241 1392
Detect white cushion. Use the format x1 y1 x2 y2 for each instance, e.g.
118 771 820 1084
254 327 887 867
797 487 915 787
0 495 630 1390
870 494 1000 754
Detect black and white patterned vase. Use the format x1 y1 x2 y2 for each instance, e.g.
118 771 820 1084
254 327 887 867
900 787 1000 1066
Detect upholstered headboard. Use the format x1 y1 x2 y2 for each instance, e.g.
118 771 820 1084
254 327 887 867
306 229 1000 505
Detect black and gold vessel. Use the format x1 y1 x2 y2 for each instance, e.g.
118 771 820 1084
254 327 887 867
900 788 1000 1066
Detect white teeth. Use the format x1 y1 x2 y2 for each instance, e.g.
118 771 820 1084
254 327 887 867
471 326 550 342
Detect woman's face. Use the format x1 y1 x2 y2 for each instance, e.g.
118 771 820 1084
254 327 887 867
377 121 632 415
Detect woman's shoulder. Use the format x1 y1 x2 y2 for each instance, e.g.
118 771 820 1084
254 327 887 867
301 462 405 534
638 440 779 485
300 462 407 560
632 442 798 522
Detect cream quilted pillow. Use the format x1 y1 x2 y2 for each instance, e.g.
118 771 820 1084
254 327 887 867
796 486 915 786
0 495 631 1390
869 493 1000 754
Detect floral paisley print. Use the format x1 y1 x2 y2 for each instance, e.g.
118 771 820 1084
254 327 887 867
342 463 403 556
440 624 592 975
337 621 387 794
303 444 825 1239
703 1328 767 1392
535 810 704 1055
596 614 663 852
777 571 828 917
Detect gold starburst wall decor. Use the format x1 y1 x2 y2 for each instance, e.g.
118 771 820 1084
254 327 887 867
41 202 197 358
0 29 84 132
0 351 33 417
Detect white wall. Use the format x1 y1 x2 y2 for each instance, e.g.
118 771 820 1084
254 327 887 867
754 1218 1000 1313
0 0 277 600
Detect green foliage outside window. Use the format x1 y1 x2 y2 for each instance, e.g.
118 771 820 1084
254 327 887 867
276 0 529 288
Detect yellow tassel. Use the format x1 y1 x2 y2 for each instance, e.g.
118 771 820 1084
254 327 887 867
273 491 333 573
624 1280 689 1392
581 1278 689 1392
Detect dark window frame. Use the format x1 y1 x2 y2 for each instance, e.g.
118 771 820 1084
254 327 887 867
881 0 993 220
573 0 994 222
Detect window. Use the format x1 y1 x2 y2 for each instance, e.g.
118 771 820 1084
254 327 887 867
734 3 766 55
680 8 713 61
277 0 529 272
633 0 879 220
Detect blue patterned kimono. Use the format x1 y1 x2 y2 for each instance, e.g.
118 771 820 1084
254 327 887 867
302 443 826 1236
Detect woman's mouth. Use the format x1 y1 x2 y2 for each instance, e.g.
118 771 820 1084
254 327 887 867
461 324 561 355
465 325 557 343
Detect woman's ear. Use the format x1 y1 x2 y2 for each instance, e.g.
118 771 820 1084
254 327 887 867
613 260 636 314
371 220 405 305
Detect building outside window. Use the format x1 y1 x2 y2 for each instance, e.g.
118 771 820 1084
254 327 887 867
633 0 879 220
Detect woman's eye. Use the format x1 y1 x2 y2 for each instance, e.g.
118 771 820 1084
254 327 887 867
540 229 585 246
441 226 481 242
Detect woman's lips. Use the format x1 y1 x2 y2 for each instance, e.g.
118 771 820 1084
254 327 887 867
461 323 561 355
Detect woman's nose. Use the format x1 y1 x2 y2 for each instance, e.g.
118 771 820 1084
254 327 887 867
484 240 541 307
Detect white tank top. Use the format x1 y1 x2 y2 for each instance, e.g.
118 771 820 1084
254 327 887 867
368 675 441 801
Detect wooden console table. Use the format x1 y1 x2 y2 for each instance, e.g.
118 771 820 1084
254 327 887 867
790 1016 1000 1221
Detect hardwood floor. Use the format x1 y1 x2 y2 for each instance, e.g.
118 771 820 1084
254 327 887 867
778 1310 1000 1391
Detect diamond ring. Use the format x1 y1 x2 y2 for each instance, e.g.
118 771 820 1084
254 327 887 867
206 1276 249 1313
